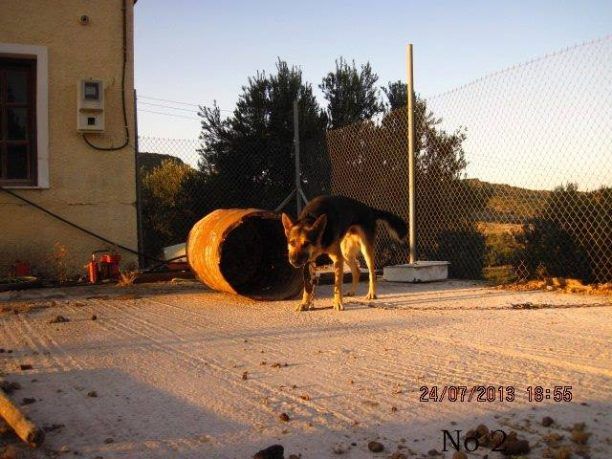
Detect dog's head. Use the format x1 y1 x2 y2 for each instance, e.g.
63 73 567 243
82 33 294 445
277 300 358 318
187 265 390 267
281 213 327 268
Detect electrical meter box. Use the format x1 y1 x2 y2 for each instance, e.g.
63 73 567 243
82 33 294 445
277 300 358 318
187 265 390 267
77 80 105 132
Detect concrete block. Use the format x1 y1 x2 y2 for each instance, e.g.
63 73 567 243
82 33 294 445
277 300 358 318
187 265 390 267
383 261 450 282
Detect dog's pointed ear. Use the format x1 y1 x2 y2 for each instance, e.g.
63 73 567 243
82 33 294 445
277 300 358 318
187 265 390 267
281 213 294 236
310 214 327 238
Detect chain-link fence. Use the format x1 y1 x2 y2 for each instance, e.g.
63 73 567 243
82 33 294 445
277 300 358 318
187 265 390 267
138 36 611 283
137 132 328 261
326 36 611 283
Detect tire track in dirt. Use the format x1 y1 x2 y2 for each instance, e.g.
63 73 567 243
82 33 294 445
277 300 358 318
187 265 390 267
106 296 491 429
103 294 612 421
121 296 499 423
93 297 363 428
16 314 184 459
12 315 117 449
7 314 196 457
80 297 359 450
415 325 612 381
142 296 603 398
21 304 194 458
58 302 212 457
350 326 611 409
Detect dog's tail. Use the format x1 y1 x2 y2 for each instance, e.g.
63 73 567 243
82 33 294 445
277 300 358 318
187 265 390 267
374 209 408 241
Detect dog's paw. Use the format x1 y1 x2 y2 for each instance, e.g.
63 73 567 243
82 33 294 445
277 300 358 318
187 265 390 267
296 302 312 312
365 292 377 300
333 300 345 311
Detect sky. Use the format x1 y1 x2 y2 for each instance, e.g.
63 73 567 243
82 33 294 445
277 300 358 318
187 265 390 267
134 0 611 189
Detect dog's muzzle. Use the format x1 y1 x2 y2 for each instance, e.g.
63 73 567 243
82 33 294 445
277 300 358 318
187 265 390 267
289 254 309 268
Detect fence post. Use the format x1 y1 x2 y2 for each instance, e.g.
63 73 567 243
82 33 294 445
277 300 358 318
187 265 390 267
406 44 417 264
134 88 145 268
293 99 302 215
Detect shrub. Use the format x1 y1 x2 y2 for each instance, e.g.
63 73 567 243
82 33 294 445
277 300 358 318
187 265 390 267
141 160 198 258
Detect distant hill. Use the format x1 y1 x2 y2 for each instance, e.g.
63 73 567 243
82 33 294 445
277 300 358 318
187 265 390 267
465 178 551 221
138 152 186 175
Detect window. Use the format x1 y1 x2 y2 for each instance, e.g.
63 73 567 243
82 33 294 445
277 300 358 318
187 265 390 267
0 57 37 186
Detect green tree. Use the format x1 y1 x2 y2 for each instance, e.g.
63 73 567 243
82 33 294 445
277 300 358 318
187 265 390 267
197 60 327 213
516 184 612 282
320 58 383 129
381 81 485 276
381 80 407 111
141 159 197 257
326 79 483 275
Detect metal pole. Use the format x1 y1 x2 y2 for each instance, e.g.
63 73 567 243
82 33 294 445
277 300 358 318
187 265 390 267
133 89 145 268
406 44 416 264
293 99 302 215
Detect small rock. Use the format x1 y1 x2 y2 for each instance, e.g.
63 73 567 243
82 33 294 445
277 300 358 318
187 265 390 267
427 449 441 456
19 364 33 371
300 394 310 401
452 452 468 459
242 371 248 380
0 444 22 459
103 438 114 444
572 422 586 431
501 438 530 455
0 381 21 394
253 444 284 459
278 413 290 422
91 314 97 321
49 315 70 324
87 391 98 398
542 416 555 427
476 424 489 437
490 430 505 448
21 397 36 405
287 455 301 459
332 444 346 454
390 452 408 459
553 446 572 459
367 441 384 453
43 423 65 433
391 406 398 413
571 429 591 444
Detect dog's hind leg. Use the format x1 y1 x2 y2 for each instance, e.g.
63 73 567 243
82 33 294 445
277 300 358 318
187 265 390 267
341 234 361 297
360 232 378 300
328 251 345 311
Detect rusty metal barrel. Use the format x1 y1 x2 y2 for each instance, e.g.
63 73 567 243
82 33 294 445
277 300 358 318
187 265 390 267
186 209 303 300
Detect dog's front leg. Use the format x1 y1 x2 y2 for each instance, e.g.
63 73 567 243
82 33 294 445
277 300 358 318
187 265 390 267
297 262 315 311
329 253 344 311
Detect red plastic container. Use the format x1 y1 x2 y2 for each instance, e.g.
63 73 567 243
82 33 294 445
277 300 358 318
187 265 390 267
12 261 31 277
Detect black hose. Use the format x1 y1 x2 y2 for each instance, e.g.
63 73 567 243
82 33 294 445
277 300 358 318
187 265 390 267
81 0 130 151
0 186 163 263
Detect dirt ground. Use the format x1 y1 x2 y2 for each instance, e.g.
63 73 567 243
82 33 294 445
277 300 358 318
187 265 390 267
1 279 610 458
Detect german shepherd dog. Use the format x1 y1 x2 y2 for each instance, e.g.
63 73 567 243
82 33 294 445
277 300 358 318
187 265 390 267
282 195 407 311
